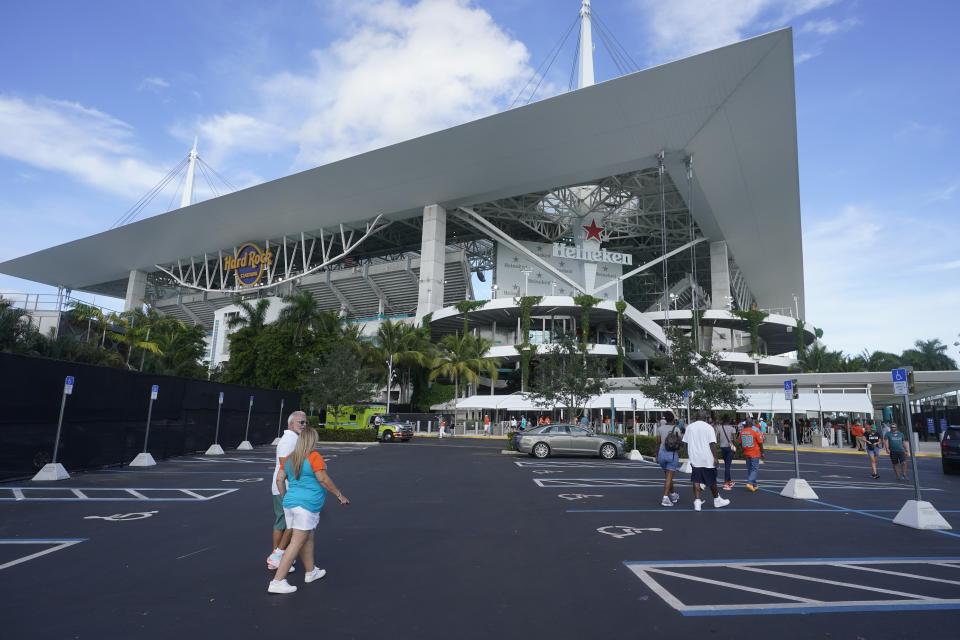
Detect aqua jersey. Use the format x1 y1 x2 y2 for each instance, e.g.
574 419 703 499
282 452 328 513
884 430 906 453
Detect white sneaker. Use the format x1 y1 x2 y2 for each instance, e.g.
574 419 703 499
660 496 674 507
713 496 730 508
268 579 297 594
304 567 327 583
669 492 679 504
693 499 704 512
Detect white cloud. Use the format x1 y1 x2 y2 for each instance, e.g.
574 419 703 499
802 204 960 354
896 120 946 146
794 51 819 64
190 0 532 169
800 17 859 35
638 0 838 61
139 76 170 91
0 95 165 199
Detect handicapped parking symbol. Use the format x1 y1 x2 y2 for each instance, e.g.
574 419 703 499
597 525 663 539
558 493 604 501
84 511 158 522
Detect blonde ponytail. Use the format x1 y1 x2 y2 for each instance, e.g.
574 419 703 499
288 427 318 480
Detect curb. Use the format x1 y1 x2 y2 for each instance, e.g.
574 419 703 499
765 446 940 458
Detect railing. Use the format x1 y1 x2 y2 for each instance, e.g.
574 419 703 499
2 292 120 316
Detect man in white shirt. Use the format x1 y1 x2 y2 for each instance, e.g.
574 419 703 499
682 410 731 512
267 411 306 570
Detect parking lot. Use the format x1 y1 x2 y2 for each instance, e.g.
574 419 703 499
2 437 958 639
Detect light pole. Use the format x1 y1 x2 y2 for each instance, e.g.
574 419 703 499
551 280 557 296
386 352 394 414
491 284 498 299
521 268 532 296
669 292 679 311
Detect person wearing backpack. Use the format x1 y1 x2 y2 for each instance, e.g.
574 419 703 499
657 415 681 507
740 419 765 491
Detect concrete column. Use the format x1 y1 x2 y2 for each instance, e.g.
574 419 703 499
124 270 148 312
709 241 731 351
710 241 730 308
417 204 446 319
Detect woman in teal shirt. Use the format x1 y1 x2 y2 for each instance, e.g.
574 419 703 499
269 427 350 594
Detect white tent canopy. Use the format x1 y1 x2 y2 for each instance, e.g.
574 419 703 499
441 389 873 415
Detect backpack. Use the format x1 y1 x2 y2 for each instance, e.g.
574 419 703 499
664 427 682 452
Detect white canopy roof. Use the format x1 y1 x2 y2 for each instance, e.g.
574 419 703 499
442 389 873 414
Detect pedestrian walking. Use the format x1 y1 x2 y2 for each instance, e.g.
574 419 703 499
883 422 910 481
268 427 349 594
717 415 737 489
683 410 730 511
740 419 765 491
864 422 881 479
656 416 681 507
483 414 491 436
520 415 527 430
268 411 306 572
510 416 518 431
438 416 447 439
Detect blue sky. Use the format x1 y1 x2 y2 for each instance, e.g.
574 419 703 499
1 0 957 359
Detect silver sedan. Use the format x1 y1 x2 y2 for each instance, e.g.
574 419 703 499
514 424 624 460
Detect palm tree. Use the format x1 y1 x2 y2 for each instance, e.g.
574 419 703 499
105 312 161 368
278 291 320 346
859 349 902 372
901 339 956 371
66 301 105 343
430 332 480 399
227 298 272 334
468 335 501 395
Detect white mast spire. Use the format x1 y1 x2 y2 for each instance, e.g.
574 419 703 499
578 0 595 89
180 134 198 209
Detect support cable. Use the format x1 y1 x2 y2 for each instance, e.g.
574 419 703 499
659 151 670 335
166 163 190 212
510 13 580 108
567 29 582 91
592 11 640 71
109 156 189 228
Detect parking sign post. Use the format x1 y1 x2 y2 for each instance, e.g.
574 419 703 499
628 397 642 460
130 384 159 467
890 368 951 530
32 375 74 481
272 398 285 446
780 379 817 500
205 391 225 455
237 395 254 450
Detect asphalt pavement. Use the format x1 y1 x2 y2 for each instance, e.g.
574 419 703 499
1 437 958 639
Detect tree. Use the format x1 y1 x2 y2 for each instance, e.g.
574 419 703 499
639 326 746 417
304 341 378 427
142 321 207 378
901 338 956 371
105 310 161 368
0 298 34 352
528 332 608 420
278 291 320 347
430 332 478 399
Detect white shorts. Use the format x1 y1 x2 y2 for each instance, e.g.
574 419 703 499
282 506 319 531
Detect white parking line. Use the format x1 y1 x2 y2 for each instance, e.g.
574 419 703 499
0 487 239 502
0 539 86 571
624 557 960 616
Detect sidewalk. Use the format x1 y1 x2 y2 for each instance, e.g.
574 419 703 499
765 439 942 458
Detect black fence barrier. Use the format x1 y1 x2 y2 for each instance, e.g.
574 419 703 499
0 352 300 481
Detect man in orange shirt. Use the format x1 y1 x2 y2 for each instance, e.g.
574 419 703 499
740 420 765 491
852 422 865 451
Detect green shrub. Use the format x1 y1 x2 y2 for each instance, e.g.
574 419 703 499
312 427 378 442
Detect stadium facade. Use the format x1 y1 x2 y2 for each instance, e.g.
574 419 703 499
0 26 815 382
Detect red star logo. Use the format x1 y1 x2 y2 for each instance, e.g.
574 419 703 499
583 219 603 242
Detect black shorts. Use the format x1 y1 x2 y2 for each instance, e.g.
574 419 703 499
691 466 718 487
889 451 905 464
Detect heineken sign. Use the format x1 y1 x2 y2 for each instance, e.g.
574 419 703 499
551 243 633 266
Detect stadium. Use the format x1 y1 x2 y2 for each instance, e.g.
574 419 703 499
1 25 818 396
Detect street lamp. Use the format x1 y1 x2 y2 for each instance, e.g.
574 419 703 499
491 284 498 299
521 268 532 296
669 292 679 311
551 280 557 296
